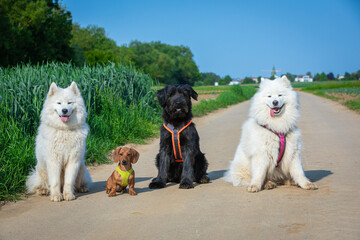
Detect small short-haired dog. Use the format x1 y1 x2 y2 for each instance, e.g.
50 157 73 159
106 147 139 196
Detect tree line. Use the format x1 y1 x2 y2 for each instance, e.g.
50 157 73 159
0 0 231 86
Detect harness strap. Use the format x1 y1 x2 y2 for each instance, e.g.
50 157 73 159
163 121 192 162
261 124 287 167
116 166 133 187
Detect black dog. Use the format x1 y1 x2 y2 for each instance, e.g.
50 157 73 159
149 84 210 189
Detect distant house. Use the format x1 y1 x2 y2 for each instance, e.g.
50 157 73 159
229 78 242 85
295 75 313 82
338 75 345 80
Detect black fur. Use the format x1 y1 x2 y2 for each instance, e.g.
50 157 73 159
149 84 210 189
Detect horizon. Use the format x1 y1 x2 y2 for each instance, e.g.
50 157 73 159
61 0 360 79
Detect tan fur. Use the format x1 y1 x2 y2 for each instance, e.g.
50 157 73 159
105 147 139 197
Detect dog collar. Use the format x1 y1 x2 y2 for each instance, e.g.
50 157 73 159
163 121 192 162
260 124 287 167
116 166 133 187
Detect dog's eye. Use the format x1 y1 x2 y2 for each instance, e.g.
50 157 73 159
120 153 123 156
57 102 61 105
68 102 72 104
127 153 130 156
278 94 282 97
268 95 271 98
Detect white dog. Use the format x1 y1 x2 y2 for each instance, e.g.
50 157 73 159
224 76 317 192
26 82 92 201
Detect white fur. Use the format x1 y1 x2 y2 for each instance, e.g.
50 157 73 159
224 76 317 192
26 82 92 201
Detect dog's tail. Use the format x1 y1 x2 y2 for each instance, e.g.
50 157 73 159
223 161 251 187
26 168 49 194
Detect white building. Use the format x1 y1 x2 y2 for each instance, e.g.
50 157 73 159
229 78 242 85
295 75 313 82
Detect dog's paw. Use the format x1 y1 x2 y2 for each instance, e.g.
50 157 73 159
179 181 194 189
129 189 137 196
63 191 76 201
149 181 165 189
108 192 116 197
50 193 64 202
302 182 318 190
76 186 89 193
264 181 277 190
247 185 261 193
198 175 210 184
36 188 50 196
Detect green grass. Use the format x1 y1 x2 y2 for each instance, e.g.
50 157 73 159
193 85 256 117
344 100 360 110
0 62 161 201
300 81 360 112
323 87 360 99
301 81 360 91
193 85 232 93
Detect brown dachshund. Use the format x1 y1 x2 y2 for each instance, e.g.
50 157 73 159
106 147 139 197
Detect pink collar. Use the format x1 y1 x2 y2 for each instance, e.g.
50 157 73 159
261 124 287 167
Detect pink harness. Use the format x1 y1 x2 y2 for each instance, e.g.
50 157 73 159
261 124 286 167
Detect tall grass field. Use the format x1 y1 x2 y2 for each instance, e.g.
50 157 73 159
0 62 161 201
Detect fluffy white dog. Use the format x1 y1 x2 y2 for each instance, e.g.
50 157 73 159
26 82 92 201
224 76 317 192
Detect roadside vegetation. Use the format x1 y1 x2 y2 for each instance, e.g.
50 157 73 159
301 81 360 112
193 85 256 117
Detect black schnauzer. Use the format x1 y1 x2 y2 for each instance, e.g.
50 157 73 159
149 84 210 189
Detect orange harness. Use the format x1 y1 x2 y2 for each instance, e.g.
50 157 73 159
163 121 192 162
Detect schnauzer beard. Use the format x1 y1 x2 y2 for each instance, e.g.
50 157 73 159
163 100 192 125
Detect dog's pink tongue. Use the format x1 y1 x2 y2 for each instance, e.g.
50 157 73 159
61 116 69 122
270 109 275 118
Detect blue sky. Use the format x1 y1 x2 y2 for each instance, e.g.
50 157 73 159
61 0 360 78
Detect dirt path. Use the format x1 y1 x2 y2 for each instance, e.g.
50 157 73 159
1 92 359 240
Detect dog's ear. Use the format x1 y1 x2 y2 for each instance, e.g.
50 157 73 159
156 87 167 107
130 148 140 164
70 82 81 96
183 85 198 101
113 147 122 163
281 75 292 88
259 78 270 90
48 82 58 97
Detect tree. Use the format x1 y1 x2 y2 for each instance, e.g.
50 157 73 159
200 72 221 86
327 72 335 80
71 24 125 66
344 72 351 79
314 73 320 81
243 77 256 84
319 72 328 81
127 41 200 85
0 0 73 66
219 75 232 85
285 73 296 82
306 71 312 76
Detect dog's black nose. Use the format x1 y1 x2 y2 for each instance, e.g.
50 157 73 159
122 160 127 165
62 109 68 114
272 100 278 106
